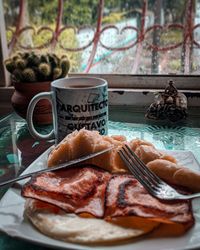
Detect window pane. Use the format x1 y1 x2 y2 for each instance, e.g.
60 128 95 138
3 0 200 75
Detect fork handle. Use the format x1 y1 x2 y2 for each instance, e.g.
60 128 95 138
172 193 200 200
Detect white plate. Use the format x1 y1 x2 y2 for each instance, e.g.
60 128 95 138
0 148 200 250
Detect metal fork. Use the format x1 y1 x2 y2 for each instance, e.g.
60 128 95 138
119 144 200 200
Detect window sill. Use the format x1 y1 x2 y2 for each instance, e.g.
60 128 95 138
1 74 200 116
1 86 200 128
2 74 200 89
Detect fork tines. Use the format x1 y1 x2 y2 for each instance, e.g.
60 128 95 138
118 144 162 195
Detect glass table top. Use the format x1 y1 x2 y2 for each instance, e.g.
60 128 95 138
0 110 200 249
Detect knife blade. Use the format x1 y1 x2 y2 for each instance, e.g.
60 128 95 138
0 147 114 188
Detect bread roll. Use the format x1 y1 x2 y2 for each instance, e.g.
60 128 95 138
134 145 177 165
173 168 200 192
48 129 128 173
147 159 200 192
135 145 162 164
147 159 181 183
90 135 127 173
129 139 154 151
48 130 178 174
48 130 79 166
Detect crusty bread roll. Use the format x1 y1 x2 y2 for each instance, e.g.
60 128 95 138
48 129 102 166
135 145 177 164
135 145 163 164
173 168 200 192
129 139 154 151
147 159 181 183
48 129 128 173
147 159 200 192
48 130 177 173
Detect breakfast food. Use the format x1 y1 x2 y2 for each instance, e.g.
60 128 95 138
22 166 194 243
22 166 110 218
47 129 200 192
135 144 177 164
47 128 177 173
25 199 146 243
105 174 193 236
22 129 199 245
147 159 181 183
48 129 125 171
147 159 200 192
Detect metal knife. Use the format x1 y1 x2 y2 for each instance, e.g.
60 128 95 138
0 147 113 187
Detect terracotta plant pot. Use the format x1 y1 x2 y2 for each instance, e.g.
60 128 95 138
11 81 52 125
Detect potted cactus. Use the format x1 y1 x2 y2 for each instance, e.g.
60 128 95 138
4 51 70 124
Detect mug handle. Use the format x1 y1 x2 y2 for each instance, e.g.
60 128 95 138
26 92 55 140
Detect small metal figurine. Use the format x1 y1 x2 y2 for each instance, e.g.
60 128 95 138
145 80 188 122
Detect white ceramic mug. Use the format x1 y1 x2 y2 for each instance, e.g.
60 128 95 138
26 77 108 143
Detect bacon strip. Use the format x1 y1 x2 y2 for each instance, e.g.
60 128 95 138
105 175 194 228
22 165 111 218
